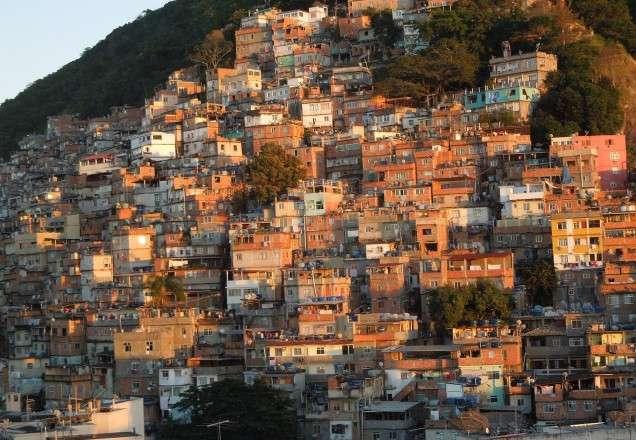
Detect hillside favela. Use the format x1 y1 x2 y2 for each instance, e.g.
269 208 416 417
2 0 636 439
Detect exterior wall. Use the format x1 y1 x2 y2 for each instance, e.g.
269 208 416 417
489 50 558 90
231 231 295 270
302 99 334 128
246 121 304 154
572 135 627 190
550 213 603 271
130 132 176 162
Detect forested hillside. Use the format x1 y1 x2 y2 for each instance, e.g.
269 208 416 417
0 0 313 157
1 0 635 157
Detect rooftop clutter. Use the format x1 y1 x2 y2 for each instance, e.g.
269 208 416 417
0 1 634 439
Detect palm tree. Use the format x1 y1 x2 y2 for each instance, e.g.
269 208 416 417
520 259 557 307
145 275 185 306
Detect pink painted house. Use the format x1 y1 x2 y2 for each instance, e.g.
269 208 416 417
552 135 627 191
573 135 627 190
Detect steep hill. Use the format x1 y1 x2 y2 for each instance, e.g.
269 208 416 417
1 0 635 159
0 0 312 157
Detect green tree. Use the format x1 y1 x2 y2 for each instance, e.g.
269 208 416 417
428 285 468 329
190 29 234 71
246 143 306 205
145 274 185 306
376 38 479 100
519 259 557 307
570 0 636 55
427 280 512 333
531 39 624 146
159 379 296 440
370 9 402 49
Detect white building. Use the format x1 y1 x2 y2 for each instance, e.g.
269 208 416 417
130 132 176 162
301 97 333 128
78 153 119 176
498 184 545 219
159 367 193 419
226 279 275 311
442 206 491 227
244 107 285 128
5 398 144 439
80 254 114 301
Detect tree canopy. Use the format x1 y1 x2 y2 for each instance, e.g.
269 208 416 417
190 29 234 70
145 274 185 306
376 0 536 100
159 379 297 440
427 280 512 331
570 0 636 56
369 9 402 50
245 143 306 205
519 259 557 307
376 39 480 100
531 39 624 146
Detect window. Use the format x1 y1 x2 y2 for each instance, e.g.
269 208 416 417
584 401 594 411
275 348 284 357
588 220 601 228
401 372 409 380
162 370 169 378
145 341 154 352
557 222 567 230
489 396 498 403
569 338 585 347
124 342 131 352
487 371 501 380
331 424 346 435
567 401 577 412
570 319 582 329
389 433 398 440
132 381 141 394
316 347 325 355
293 347 302 356
543 404 555 413
373 433 381 440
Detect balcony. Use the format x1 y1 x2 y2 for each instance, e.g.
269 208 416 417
590 344 636 356
384 358 457 370
568 389 597 400
506 384 531 395
298 312 336 322
44 365 92 382
534 390 564 402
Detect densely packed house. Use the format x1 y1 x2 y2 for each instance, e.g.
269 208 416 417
0 1 635 439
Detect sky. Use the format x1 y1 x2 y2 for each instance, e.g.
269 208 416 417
0 0 171 103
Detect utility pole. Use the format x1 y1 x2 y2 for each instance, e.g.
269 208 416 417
206 420 230 440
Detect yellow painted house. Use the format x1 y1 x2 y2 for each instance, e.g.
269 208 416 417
550 211 603 271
